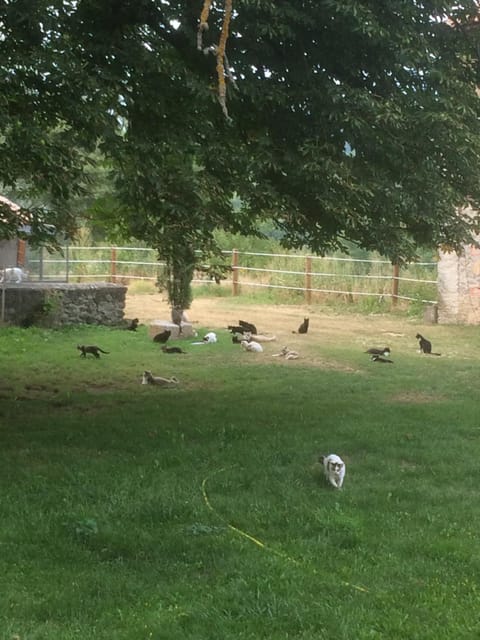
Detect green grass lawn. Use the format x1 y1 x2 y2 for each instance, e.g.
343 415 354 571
1 313 480 639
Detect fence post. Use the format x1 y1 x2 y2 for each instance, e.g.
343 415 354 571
232 248 239 296
16 239 26 267
392 263 399 306
111 247 117 283
39 246 44 281
1 268 5 323
305 256 312 304
65 243 70 283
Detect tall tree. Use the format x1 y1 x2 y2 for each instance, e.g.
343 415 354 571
1 1 480 265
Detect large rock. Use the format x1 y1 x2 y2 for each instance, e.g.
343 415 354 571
148 320 196 339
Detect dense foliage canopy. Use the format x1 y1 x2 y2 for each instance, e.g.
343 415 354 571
2 1 480 262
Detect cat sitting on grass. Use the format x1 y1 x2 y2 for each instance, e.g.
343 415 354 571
240 340 263 353
416 333 441 356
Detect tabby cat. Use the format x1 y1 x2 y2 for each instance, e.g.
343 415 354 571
77 345 110 358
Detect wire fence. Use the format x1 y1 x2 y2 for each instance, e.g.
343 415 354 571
25 245 438 305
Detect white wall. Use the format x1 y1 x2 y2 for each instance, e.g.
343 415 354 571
0 239 18 269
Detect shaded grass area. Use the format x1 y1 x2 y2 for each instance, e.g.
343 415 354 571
1 319 480 639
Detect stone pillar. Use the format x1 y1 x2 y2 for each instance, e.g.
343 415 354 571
437 242 480 324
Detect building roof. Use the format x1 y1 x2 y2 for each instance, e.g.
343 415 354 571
0 195 21 213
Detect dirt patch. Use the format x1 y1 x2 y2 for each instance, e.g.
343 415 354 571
123 292 430 371
124 292 418 349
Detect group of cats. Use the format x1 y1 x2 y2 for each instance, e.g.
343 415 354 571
75 322 441 493
229 320 268 353
320 333 444 489
325 333 443 489
75 330 345 488
75 320 438 493
150 328 185 353
365 333 441 364
228 317 309 354
73 311 343 489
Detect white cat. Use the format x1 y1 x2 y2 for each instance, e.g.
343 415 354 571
141 371 179 387
241 339 263 353
319 454 345 489
0 267 27 283
203 332 217 343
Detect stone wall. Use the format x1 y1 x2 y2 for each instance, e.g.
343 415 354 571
437 244 480 324
0 282 127 327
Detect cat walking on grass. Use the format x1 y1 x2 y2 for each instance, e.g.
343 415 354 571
77 345 110 359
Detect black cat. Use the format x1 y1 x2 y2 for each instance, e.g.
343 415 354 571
153 330 171 344
416 333 441 356
127 318 139 331
371 354 393 363
161 345 186 354
366 347 391 357
239 320 257 334
228 325 246 334
294 317 309 334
